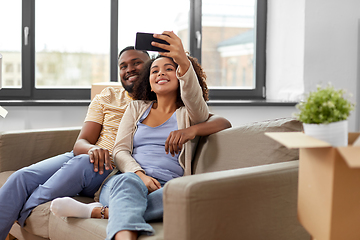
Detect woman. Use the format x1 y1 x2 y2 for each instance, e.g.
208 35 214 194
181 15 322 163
51 31 230 240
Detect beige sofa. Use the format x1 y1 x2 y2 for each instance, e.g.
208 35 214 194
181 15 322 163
0 118 310 240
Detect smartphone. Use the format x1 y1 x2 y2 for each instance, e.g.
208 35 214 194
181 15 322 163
135 32 169 52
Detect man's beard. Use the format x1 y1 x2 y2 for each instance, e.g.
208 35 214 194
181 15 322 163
121 81 135 93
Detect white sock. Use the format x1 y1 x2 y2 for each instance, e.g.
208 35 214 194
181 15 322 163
50 197 103 218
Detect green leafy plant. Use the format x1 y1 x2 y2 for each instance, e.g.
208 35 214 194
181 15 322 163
295 84 355 124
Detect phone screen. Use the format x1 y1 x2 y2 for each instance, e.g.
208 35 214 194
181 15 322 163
135 32 169 52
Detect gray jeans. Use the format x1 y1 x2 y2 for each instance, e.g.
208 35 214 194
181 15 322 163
99 172 165 239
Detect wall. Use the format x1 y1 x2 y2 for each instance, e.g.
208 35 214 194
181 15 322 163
0 106 87 131
267 0 360 131
0 105 296 131
303 0 360 131
1 0 359 131
266 0 305 102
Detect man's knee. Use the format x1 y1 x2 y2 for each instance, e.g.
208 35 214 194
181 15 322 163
68 154 93 170
74 154 91 162
8 167 34 183
4 167 40 192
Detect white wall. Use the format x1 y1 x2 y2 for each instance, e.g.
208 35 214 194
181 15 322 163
267 0 360 131
303 0 360 131
0 105 296 131
0 106 87 131
266 0 305 102
1 0 360 131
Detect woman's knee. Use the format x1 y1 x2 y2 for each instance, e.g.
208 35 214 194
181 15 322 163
113 172 139 185
110 172 147 193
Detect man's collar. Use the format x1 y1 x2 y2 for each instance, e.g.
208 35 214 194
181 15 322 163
126 91 134 100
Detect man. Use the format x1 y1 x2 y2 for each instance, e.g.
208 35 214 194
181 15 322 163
0 46 231 240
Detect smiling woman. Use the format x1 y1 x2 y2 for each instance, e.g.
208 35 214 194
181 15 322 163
149 58 179 96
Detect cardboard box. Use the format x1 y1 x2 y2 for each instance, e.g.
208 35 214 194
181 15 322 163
91 82 122 100
265 132 360 240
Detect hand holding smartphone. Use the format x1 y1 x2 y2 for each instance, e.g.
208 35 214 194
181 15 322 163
135 32 170 52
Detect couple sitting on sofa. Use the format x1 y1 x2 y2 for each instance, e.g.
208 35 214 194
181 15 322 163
0 31 231 240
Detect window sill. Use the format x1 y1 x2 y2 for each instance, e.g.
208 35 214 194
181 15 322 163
0 99 297 107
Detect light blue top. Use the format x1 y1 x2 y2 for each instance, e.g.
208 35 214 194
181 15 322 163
132 103 184 182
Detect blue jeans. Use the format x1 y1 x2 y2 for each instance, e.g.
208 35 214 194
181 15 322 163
99 172 165 240
0 151 112 240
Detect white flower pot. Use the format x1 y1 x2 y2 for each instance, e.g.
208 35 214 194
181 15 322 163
303 120 348 147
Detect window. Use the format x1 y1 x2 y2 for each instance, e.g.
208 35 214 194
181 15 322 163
0 0 22 90
190 0 267 100
0 0 266 101
35 0 110 88
115 0 190 82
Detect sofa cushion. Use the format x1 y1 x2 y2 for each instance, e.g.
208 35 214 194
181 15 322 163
49 215 107 240
0 171 51 238
22 196 96 238
23 201 52 238
0 172 96 238
49 213 164 240
1 170 164 240
48 196 164 240
192 118 303 174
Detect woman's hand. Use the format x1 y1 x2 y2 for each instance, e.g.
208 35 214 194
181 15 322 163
135 171 162 193
165 127 197 157
152 31 190 76
88 146 113 174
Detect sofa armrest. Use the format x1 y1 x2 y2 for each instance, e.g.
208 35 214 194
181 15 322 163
163 161 309 240
0 127 81 172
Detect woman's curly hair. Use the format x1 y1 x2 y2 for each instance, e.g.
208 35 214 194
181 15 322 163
132 54 209 106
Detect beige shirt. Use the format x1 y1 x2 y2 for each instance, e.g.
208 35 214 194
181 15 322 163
85 86 132 163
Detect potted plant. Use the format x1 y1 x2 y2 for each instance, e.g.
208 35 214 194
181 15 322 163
294 84 355 146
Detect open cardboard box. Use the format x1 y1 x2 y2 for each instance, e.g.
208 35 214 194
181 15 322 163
91 82 122 100
265 132 360 240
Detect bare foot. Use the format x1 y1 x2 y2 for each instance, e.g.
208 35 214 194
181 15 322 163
114 230 137 240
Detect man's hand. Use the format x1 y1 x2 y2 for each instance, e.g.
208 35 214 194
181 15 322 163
135 171 161 193
74 121 113 175
88 146 113 174
165 128 197 157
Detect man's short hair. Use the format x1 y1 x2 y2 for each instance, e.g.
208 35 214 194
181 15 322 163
118 46 149 59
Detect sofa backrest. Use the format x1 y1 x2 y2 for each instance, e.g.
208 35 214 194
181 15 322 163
192 118 303 174
0 127 81 172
